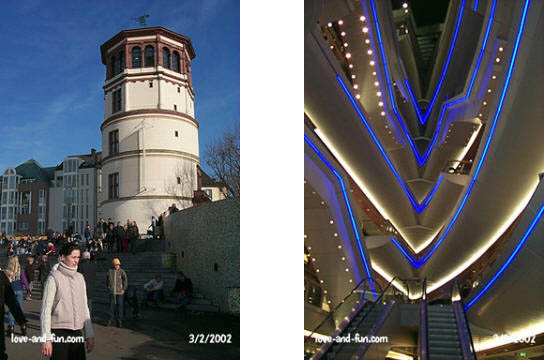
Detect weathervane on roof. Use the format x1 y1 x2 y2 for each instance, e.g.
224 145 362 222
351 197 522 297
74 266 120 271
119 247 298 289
133 14 150 27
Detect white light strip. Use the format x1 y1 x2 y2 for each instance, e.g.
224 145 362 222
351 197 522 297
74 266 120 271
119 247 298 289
314 129 416 250
303 329 331 342
385 350 414 360
371 263 409 296
474 322 544 351
428 181 538 293
454 122 482 164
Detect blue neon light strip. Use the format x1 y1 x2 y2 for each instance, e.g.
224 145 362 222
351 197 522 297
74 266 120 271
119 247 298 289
473 0 479 12
305 134 377 298
467 0 495 97
391 237 418 266
420 0 466 124
368 0 424 165
438 0 496 145
464 202 544 310
368 0 465 165
404 79 424 124
370 0 495 165
417 0 530 267
337 76 439 214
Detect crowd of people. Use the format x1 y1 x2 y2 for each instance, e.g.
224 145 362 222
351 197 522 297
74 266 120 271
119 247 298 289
0 207 192 359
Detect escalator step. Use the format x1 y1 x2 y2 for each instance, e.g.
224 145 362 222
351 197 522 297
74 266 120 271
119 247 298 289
429 340 460 347
429 334 460 341
429 355 462 360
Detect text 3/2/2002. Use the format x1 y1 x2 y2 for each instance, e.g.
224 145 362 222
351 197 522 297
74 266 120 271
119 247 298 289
189 334 233 344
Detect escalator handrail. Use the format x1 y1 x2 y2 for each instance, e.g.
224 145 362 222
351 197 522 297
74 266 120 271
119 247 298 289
305 277 380 343
419 277 429 360
456 280 477 358
331 276 398 356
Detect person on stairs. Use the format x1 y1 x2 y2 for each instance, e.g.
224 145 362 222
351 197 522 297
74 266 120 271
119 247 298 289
143 275 164 306
106 258 128 328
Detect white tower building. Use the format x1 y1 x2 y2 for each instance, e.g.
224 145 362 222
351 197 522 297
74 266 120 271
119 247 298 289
99 27 199 231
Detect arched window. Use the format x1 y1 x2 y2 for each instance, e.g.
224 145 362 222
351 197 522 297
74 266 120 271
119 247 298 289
162 47 170 69
118 51 125 73
145 45 154 67
172 51 180 72
131 47 142 68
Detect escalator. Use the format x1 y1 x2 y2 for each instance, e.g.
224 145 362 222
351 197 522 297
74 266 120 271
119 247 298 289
305 278 397 360
420 281 477 360
327 302 387 360
427 304 463 359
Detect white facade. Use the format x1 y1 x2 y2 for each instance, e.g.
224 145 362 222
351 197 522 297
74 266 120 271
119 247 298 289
202 186 227 202
0 168 20 236
100 29 199 232
46 158 99 234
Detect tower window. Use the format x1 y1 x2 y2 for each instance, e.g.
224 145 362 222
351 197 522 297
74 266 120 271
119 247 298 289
118 51 125 73
109 129 119 155
172 51 180 72
174 104 177 111
108 173 119 199
177 87 180 93
162 47 171 69
144 45 154 67
149 81 153 88
174 130 179 137
112 90 122 113
131 46 142 68
110 55 116 77
177 177 181 185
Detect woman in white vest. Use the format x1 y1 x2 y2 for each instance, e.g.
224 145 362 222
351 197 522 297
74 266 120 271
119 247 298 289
40 243 95 359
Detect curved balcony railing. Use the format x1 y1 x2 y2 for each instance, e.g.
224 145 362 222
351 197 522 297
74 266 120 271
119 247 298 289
443 159 474 175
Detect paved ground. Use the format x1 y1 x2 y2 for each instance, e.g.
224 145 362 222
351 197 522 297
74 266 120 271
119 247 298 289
4 297 240 359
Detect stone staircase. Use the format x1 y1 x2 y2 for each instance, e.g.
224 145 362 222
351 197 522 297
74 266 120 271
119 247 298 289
92 251 219 313
0 241 219 313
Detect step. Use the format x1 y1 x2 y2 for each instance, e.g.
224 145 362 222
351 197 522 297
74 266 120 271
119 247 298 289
429 339 461 347
429 333 460 342
429 355 462 360
428 328 459 336
429 347 462 355
428 306 453 312
428 322 458 330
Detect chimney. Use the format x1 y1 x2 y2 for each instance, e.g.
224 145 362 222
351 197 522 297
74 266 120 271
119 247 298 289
91 148 97 163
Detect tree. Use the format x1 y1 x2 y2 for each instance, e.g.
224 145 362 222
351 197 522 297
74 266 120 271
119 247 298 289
204 124 240 198
163 161 197 209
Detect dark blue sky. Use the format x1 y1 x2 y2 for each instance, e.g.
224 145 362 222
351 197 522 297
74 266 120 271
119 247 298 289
0 0 239 174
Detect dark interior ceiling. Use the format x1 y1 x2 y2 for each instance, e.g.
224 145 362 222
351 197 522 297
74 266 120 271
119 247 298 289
392 0 451 27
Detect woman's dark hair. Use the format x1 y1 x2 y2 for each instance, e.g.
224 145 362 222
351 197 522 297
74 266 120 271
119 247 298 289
59 243 80 257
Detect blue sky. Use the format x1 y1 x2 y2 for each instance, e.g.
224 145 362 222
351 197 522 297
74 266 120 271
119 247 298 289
0 0 239 174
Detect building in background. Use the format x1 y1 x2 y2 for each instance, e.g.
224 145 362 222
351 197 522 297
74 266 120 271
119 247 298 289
48 150 101 234
0 159 53 236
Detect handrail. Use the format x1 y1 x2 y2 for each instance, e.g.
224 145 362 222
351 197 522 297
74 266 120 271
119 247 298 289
419 278 429 360
304 277 379 343
455 280 477 358
331 276 398 356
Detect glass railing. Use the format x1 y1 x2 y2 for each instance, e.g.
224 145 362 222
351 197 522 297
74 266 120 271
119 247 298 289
443 159 474 175
307 277 398 359
304 278 382 359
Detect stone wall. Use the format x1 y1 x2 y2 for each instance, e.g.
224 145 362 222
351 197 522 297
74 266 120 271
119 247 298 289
164 198 239 313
